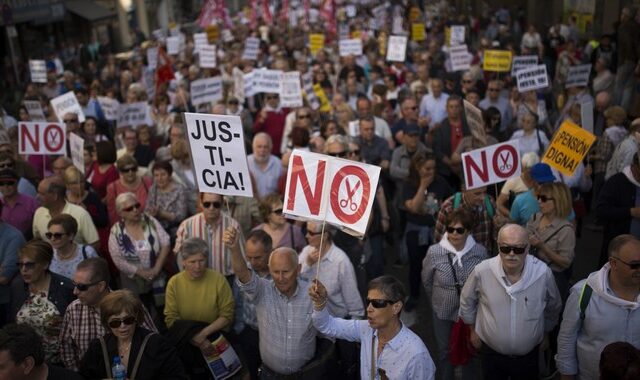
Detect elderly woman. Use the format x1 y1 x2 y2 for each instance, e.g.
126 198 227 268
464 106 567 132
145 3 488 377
145 160 187 237
171 139 198 216
422 209 487 380
254 193 306 252
106 155 152 225
9 239 74 364
80 289 187 380
510 111 550 157
48 214 99 280
109 192 170 320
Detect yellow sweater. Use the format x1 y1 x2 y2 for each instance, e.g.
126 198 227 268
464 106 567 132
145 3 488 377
164 269 235 328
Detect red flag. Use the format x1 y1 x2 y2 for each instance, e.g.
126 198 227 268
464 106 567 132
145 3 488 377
214 0 233 29
249 0 258 30
155 46 174 90
279 0 289 23
320 0 336 40
262 0 273 25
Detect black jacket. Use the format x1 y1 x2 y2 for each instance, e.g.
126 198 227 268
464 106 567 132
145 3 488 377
596 172 636 264
9 272 75 321
432 117 470 176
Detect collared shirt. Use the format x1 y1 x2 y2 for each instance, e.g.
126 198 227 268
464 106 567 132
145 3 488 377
238 272 316 375
33 202 99 245
299 243 365 318
312 308 435 380
247 154 282 199
174 213 244 276
59 297 157 370
390 143 431 182
356 135 391 166
241 270 271 329
419 93 449 126
1 193 39 236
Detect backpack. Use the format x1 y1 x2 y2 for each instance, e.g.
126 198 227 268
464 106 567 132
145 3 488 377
452 192 494 218
579 283 593 321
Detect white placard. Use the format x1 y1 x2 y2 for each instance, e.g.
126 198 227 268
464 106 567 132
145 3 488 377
253 69 284 94
69 132 85 174
463 99 485 141
50 92 85 123
565 64 592 88
450 25 465 46
190 76 223 106
232 67 245 103
346 5 356 17
146 47 158 70
581 100 594 134
199 45 217 68
117 102 149 128
511 55 538 76
222 29 234 42
142 67 155 101
242 37 261 61
302 72 320 110
97 96 120 121
283 150 381 237
386 35 407 62
461 141 521 190
392 15 404 34
348 120 359 137
339 39 363 57
243 71 255 98
18 122 67 155
166 36 180 55
183 113 253 197
280 71 303 108
29 60 47 83
23 100 46 121
194 33 208 53
152 29 165 42
449 44 471 72
516 64 549 93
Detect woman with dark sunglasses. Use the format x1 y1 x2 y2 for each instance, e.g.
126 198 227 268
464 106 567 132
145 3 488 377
254 193 306 252
421 208 488 380
9 239 74 365
80 289 187 380
106 155 152 226
47 214 99 280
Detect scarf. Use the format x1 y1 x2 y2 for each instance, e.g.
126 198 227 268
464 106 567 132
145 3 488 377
439 233 477 268
622 166 640 187
489 255 548 299
586 263 640 310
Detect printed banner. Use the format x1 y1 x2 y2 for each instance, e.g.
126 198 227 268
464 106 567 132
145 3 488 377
542 120 596 176
18 122 67 155
483 50 513 72
339 39 363 57
29 60 47 83
280 71 303 108
50 92 86 123
516 64 549 93
190 76 223 106
386 35 407 62
117 102 149 128
462 141 521 190
565 64 591 88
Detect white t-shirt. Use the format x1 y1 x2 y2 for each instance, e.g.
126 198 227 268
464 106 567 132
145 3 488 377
510 129 550 157
50 244 99 280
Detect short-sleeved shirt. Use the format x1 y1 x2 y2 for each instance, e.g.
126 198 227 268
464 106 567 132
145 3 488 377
50 245 99 280
33 202 99 245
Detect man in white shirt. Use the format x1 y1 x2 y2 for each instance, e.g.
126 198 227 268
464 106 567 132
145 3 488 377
419 78 449 128
247 133 282 199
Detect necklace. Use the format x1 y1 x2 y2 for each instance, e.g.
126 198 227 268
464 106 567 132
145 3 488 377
119 341 131 358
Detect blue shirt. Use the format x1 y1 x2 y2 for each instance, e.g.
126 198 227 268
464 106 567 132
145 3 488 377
312 308 435 380
247 154 282 199
510 189 576 226
0 223 24 304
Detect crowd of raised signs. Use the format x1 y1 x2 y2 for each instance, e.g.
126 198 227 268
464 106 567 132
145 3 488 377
0 1 640 379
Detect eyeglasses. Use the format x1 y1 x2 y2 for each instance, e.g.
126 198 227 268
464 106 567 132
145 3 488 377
611 256 640 270
498 245 527 255
122 203 141 212
446 226 467 235
266 95 279 100
72 281 101 291
348 149 360 156
120 166 137 173
537 195 554 203
327 151 347 158
108 316 137 328
306 230 322 236
0 181 16 186
45 232 68 240
298 114 311 119
16 262 37 270
202 201 222 209
366 298 395 309
271 208 283 215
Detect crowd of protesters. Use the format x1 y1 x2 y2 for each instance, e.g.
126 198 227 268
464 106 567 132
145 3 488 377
0 1 639 380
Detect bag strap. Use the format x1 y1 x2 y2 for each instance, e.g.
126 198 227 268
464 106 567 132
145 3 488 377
536 128 544 156
543 224 571 244
99 336 112 379
579 283 593 321
130 332 155 380
370 334 376 380
445 252 462 295
453 192 462 210
82 245 88 260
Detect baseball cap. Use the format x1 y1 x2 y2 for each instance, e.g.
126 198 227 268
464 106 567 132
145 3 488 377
530 163 556 184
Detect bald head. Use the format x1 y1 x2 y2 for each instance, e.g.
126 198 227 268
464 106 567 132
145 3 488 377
498 224 529 244
268 247 298 268
253 132 273 163
595 91 612 112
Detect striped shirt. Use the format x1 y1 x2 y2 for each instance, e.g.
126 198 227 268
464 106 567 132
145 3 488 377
174 212 243 276
238 272 316 375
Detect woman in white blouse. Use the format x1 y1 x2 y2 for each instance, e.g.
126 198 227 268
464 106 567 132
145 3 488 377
510 111 550 157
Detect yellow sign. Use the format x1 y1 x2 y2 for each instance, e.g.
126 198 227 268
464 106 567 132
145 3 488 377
483 50 513 72
205 25 219 43
312 83 331 113
309 34 325 55
409 7 420 22
378 32 387 56
351 30 361 40
542 120 596 176
412 24 426 42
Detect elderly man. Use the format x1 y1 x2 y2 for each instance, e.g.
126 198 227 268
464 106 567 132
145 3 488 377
59 258 156 370
459 224 562 380
309 275 435 379
247 133 282 199
556 234 640 380
479 80 512 134
225 226 323 379
33 176 99 251
356 116 391 169
419 78 449 128
174 192 244 277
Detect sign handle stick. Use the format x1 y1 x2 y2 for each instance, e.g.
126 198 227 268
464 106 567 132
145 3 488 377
314 217 328 282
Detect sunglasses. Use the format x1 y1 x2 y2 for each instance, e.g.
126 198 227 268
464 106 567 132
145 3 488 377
349 149 360 156
0 181 16 186
16 262 37 270
298 114 311 119
120 167 137 173
122 203 141 212
108 316 137 328
498 245 527 255
306 229 323 236
327 151 347 158
366 298 395 309
73 281 101 291
0 163 13 169
446 226 467 235
45 232 68 240
271 208 283 215
611 256 640 270
537 195 554 203
202 201 222 209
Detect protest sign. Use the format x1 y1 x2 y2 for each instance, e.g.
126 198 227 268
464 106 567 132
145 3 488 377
542 120 596 176
69 132 84 174
302 72 320 110
146 47 158 70
462 141 521 190
309 34 325 55
581 100 594 134
412 23 426 41
183 113 253 197
565 64 591 88
449 44 471 72
199 45 217 68
450 25 465 46
392 15 404 34
23 100 46 121
313 84 331 112
253 69 283 94
339 39 363 57
50 92 85 123
243 71 255 98
463 100 486 142
190 76 223 106
97 96 120 121
511 55 538 75
166 36 180 55
280 71 303 108
194 32 208 53
152 29 165 42
117 102 149 128
242 37 261 61
516 64 549 92
283 150 381 236
18 122 67 155
142 67 155 101
232 67 245 102
483 50 513 72
386 35 408 62
348 120 359 137
29 60 47 83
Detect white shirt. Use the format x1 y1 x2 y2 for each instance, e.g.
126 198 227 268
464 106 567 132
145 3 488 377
419 93 449 126
510 129 550 157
